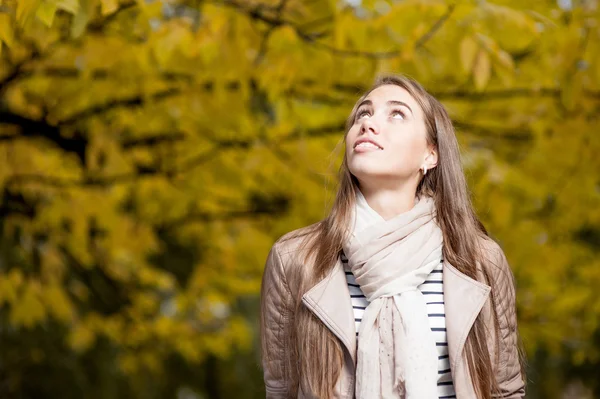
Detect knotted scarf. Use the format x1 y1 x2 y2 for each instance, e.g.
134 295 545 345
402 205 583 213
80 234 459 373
343 190 443 398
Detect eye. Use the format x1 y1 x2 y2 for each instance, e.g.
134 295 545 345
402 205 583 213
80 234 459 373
391 109 405 119
356 109 371 119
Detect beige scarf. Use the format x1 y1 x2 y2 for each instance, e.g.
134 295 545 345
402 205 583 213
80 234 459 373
343 190 443 398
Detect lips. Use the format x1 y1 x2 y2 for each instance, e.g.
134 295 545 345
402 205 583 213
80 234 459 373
353 138 383 150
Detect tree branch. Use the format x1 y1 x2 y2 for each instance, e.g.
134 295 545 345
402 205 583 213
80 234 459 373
415 4 456 48
158 207 284 230
4 164 168 188
0 109 88 163
0 45 42 92
218 0 455 59
432 88 561 100
280 122 345 141
121 132 187 149
12 67 194 83
454 121 533 142
288 84 569 105
59 88 182 125
86 1 138 32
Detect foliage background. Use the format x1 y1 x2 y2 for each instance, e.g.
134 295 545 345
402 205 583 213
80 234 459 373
0 0 599 397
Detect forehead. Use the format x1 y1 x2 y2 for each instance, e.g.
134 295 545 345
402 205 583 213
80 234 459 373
363 84 422 114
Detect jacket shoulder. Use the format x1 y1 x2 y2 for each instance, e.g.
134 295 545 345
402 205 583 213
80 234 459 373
477 236 516 291
272 222 321 258
268 221 322 294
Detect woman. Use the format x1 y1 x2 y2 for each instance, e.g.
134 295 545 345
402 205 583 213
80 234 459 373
260 74 525 399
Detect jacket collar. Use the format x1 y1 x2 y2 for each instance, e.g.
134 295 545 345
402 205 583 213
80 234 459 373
301 258 357 362
301 259 490 369
443 261 491 376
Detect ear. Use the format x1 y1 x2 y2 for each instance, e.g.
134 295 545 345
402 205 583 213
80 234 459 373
424 145 438 169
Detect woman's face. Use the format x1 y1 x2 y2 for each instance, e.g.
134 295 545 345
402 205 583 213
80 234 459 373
345 84 436 186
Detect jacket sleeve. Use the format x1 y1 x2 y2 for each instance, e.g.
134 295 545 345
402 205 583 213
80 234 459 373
260 243 293 398
491 247 526 398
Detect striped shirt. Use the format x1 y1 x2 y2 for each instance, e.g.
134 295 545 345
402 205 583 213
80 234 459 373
342 253 456 399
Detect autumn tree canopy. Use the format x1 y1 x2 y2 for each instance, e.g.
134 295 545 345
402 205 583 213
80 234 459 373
0 0 599 397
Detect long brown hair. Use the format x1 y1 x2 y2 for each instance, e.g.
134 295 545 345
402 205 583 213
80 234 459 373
274 74 521 398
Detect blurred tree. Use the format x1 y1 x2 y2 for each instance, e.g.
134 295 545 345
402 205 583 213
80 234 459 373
0 0 599 397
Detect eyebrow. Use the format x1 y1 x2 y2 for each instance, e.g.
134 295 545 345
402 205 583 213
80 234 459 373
357 99 414 115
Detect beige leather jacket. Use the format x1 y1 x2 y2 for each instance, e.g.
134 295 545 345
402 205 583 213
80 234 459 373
261 225 525 398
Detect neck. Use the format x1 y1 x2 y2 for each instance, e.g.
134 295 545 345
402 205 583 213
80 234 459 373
358 180 417 220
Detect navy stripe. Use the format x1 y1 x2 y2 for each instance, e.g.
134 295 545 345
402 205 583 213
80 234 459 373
353 306 367 310
350 294 366 298
438 381 454 386
427 301 445 305
432 327 447 332
438 354 449 360
348 283 360 287
422 291 444 295
439 396 456 399
428 313 446 317
436 342 448 347
431 270 443 274
439 368 451 374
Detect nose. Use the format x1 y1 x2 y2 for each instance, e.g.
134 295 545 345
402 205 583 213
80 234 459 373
359 118 379 135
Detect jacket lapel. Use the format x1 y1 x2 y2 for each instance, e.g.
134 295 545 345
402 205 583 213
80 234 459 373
443 260 491 397
302 258 357 363
300 257 491 394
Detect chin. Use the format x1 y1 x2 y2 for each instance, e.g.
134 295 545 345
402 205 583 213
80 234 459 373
348 165 387 182
349 156 383 170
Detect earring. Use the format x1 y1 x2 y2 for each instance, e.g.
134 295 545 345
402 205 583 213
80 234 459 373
422 166 427 175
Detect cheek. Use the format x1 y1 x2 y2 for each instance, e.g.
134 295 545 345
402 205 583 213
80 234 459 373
388 134 427 166
344 129 357 155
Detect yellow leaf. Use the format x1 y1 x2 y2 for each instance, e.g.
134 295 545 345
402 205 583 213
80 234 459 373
473 49 491 91
495 49 514 70
495 49 515 86
70 0 90 37
0 13 15 47
154 317 174 338
0 270 22 305
459 36 478 74
16 0 41 25
561 74 583 111
175 338 202 362
100 0 119 16
36 2 57 27
140 351 161 373
44 283 74 322
118 353 139 374
9 282 47 328
55 0 79 14
69 323 96 351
